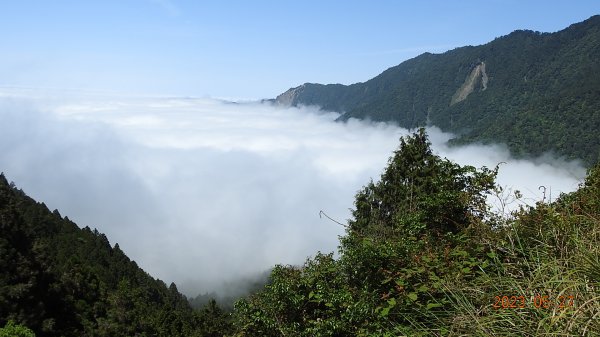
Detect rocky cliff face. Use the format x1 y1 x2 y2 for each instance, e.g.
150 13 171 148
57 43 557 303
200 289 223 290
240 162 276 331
450 61 488 105
275 84 305 106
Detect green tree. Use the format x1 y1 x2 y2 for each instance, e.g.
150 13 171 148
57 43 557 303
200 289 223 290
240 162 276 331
339 129 496 291
0 321 35 337
232 130 499 336
347 128 496 238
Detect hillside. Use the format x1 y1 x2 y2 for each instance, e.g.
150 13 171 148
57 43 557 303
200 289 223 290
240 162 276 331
275 15 600 165
0 174 231 336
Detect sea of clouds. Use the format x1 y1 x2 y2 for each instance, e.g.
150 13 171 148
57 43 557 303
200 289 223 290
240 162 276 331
0 88 586 295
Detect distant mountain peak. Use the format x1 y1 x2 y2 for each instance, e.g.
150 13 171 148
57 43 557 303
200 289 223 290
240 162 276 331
274 15 600 165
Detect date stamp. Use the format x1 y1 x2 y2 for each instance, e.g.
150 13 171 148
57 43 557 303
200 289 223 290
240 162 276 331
492 294 575 310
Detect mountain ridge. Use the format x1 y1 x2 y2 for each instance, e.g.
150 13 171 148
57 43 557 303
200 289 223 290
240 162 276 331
275 15 600 165
0 172 231 336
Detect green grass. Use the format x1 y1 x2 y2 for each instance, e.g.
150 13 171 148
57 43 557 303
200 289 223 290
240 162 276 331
428 202 600 336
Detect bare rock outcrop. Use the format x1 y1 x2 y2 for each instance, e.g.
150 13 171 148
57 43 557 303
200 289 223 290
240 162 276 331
450 62 488 105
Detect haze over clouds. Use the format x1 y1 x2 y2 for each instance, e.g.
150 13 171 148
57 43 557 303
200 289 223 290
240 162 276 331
0 88 586 295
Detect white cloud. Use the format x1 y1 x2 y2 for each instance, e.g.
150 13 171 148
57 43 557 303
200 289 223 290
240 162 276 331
0 88 585 295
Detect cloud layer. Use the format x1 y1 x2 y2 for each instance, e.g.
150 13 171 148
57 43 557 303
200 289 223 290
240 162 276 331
0 88 586 295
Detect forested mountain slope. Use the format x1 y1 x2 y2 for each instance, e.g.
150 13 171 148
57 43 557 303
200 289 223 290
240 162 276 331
275 15 600 165
0 174 230 336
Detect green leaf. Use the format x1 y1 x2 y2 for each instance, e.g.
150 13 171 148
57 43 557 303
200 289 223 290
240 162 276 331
387 297 397 307
408 292 418 301
426 302 443 310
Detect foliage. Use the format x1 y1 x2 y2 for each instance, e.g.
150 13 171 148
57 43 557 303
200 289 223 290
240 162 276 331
345 128 496 237
231 130 499 335
230 130 600 336
0 321 35 337
0 173 232 336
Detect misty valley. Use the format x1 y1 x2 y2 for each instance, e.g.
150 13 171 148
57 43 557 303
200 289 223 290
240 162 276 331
2 13 600 337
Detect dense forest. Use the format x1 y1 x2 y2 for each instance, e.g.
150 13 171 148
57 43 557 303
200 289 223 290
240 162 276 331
0 173 230 336
2 129 599 336
274 15 600 166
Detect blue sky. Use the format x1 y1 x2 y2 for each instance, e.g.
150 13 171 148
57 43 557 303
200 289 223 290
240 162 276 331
1 0 599 98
